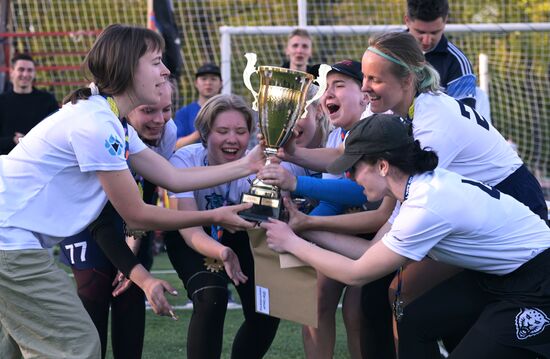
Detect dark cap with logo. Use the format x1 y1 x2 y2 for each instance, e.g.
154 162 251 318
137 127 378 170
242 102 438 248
195 63 221 78
328 59 363 84
327 114 414 174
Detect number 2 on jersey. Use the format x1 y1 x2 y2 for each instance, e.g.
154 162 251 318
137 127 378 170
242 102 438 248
456 100 490 131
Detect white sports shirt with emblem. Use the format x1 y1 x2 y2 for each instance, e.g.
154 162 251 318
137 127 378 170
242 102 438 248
169 143 308 209
153 119 177 159
169 143 254 209
382 168 550 275
0 95 147 249
388 92 524 223
412 92 522 186
323 127 346 180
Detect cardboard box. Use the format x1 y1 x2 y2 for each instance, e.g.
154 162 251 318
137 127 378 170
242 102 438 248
248 228 318 328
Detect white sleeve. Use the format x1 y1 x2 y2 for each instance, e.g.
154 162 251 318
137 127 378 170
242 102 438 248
387 201 401 224
127 124 148 155
167 150 196 199
156 120 177 159
413 100 462 170
280 162 307 177
71 113 128 172
382 204 452 261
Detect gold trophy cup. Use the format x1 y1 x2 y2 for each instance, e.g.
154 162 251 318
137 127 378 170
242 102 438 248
239 53 330 222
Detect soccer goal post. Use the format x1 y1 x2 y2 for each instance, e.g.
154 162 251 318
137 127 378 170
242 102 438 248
220 23 550 190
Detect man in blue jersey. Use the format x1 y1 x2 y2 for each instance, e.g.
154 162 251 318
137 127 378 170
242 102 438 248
405 0 477 108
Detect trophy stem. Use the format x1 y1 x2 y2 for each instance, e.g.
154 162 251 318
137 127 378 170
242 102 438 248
264 148 278 157
263 148 278 167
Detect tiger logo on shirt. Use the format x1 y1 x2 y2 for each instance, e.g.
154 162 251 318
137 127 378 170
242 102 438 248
515 308 550 340
205 193 224 210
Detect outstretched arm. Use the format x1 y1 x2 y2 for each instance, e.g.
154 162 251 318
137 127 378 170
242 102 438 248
277 145 342 173
88 202 177 317
261 219 407 286
288 196 395 234
257 163 367 206
97 169 254 232
173 197 247 285
300 230 372 259
129 144 265 193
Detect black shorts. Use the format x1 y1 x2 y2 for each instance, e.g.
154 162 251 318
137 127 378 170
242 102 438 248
472 249 550 356
495 164 548 222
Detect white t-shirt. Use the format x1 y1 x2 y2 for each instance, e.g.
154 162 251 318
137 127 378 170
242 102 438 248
169 143 310 209
382 168 550 275
169 144 254 209
150 119 176 159
0 95 147 249
282 161 321 178
323 127 346 180
412 92 522 186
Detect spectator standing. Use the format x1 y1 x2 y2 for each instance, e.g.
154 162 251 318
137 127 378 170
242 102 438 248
282 28 316 75
174 62 222 149
405 0 477 108
0 53 58 154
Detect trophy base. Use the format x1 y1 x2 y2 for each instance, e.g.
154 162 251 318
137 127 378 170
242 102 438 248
239 192 282 222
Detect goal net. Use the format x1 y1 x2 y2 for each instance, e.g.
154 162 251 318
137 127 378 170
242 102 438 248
1 0 549 194
222 23 550 194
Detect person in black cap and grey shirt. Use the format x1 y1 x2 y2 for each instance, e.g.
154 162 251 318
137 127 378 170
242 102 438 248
174 62 222 149
262 113 550 359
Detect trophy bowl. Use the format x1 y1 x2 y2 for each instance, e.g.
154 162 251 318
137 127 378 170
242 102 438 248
239 53 329 222
256 66 314 155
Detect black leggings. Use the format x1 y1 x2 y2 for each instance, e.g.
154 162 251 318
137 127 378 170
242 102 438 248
396 271 488 359
361 272 396 359
72 265 145 359
165 230 279 359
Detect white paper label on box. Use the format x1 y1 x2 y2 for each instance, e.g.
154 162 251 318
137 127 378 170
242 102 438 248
256 286 270 315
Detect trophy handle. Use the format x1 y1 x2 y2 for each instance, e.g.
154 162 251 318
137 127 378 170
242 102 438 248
301 64 332 119
243 53 259 111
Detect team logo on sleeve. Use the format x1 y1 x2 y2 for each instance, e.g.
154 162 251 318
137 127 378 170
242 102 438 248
104 134 124 158
515 308 550 340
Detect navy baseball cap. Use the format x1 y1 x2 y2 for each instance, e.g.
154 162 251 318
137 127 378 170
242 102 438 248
327 114 414 174
195 63 221 78
328 59 363 84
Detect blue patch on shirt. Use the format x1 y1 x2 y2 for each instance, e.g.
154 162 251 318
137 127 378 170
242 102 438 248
104 134 124 157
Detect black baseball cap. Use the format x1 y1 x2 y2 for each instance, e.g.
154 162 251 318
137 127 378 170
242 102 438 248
195 63 221 78
327 114 414 174
328 59 363 84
